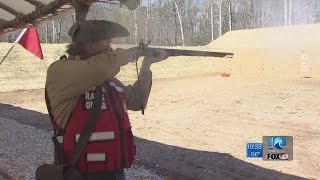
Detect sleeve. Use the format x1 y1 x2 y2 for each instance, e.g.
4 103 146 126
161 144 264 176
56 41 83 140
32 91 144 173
113 70 153 111
46 52 121 98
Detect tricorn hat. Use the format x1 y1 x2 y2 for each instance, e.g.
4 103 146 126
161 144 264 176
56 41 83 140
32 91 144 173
68 20 129 43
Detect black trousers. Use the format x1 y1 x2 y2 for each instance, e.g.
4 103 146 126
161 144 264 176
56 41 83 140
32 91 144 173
81 169 125 180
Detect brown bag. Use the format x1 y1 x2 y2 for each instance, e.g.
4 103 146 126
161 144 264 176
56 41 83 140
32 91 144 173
36 86 103 180
35 164 82 180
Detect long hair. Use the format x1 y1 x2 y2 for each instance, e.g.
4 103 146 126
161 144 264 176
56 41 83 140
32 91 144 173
66 42 90 60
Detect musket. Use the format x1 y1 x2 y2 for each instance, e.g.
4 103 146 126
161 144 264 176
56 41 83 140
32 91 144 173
129 40 234 60
130 40 233 115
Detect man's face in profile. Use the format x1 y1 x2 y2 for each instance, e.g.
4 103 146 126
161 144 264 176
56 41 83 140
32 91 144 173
96 38 112 52
86 37 113 56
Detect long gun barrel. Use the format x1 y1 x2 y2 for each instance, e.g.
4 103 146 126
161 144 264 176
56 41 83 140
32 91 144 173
130 47 234 58
129 40 234 61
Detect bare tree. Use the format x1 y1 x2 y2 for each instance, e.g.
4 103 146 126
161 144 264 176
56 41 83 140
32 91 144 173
288 0 292 25
210 0 214 41
144 0 152 42
57 19 62 43
250 0 254 28
228 0 232 31
3 0 320 45
132 10 139 44
284 0 287 26
219 0 222 36
157 0 163 45
45 23 48 43
52 21 56 43
172 0 185 46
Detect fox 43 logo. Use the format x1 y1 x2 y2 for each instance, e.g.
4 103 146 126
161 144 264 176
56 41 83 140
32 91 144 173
263 136 293 161
267 153 289 160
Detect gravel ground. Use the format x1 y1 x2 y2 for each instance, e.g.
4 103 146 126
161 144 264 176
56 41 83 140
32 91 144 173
1 76 320 179
0 117 163 180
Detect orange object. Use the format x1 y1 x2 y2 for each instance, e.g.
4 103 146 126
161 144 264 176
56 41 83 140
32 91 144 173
221 72 230 77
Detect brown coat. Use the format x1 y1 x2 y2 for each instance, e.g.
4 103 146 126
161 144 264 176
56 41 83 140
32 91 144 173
45 52 152 129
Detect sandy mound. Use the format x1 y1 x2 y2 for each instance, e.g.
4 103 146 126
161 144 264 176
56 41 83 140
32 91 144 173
206 23 320 78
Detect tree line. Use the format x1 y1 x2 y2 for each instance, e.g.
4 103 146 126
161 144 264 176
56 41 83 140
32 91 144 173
2 0 320 46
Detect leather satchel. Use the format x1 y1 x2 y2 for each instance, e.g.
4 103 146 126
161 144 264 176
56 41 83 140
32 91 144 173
35 164 82 180
36 86 103 180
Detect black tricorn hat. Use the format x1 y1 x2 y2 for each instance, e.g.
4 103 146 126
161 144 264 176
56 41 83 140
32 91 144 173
68 20 129 43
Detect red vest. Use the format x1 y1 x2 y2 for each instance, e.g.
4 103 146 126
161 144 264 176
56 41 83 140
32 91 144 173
51 80 135 173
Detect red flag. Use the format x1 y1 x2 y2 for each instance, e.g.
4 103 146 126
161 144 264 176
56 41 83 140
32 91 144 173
18 28 43 59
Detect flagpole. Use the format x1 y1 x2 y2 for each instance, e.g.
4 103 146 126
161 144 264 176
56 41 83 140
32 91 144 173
0 28 28 65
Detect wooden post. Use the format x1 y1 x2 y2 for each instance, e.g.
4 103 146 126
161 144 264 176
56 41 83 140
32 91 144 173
74 2 90 22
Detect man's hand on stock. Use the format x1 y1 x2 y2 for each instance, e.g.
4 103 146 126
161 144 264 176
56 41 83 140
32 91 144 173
114 48 169 68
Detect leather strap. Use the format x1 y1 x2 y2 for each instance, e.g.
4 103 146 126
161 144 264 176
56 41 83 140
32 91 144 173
46 85 103 167
69 85 103 167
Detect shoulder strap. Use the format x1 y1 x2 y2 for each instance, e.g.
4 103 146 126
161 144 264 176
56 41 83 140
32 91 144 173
69 85 103 167
45 88 66 163
45 88 63 133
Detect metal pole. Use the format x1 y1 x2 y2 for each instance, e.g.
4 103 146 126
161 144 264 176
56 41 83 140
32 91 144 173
0 28 28 65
